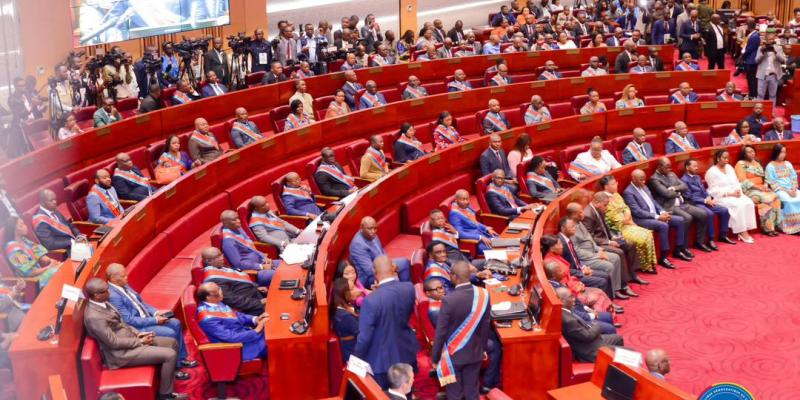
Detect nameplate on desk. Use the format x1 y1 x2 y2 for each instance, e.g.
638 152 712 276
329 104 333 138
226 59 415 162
447 58 461 64
700 103 718 109
336 116 350 125
655 72 671 79
654 105 672 113
261 138 275 149
448 92 463 100
296 127 310 136
61 284 83 303
756 143 775 151
371 107 386 115
607 47 621 53
95 127 111 137
614 74 630 81
536 123 551 131
490 87 505 94
460 142 475 152
135 211 147 222
570 78 586 85
618 109 634 116
487 54 501 61
578 115 593 123
368 67 383 74
410 99 425 107
701 70 717 77
397 169 410 179
165 187 177 198
58 141 73 150
330 73 344 81
346 355 373 378
501 131 514 140
637 162 649 170
227 153 240 163
674 154 690 162
740 102 757 108
566 49 579 55
526 51 540 57
407 62 422 69
613 347 643 368
112 235 123 247
428 154 441 164
368 188 379 198
530 81 545 88
194 169 207 180
135 114 150 124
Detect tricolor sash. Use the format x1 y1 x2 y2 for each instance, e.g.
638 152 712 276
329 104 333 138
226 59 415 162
33 213 74 238
191 131 219 150
327 101 349 116
316 164 355 187
360 92 382 108
424 262 452 285
404 85 425 99
718 92 736 102
172 91 192 104
668 133 695 152
583 67 600 76
484 113 508 131
283 186 313 201
619 99 642 109
371 55 386 66
568 161 601 178
487 184 516 206
448 81 470 91
428 299 441 321
222 228 257 251
625 142 649 162
527 172 556 192
676 62 696 71
296 70 311 79
435 125 461 145
450 203 479 225
432 229 459 249
232 121 262 142
525 106 551 124
203 266 255 285
198 303 238 321
491 74 507 86
436 286 490 385
726 130 743 144
671 92 689 104
114 169 152 190
540 71 558 80
249 212 285 232
365 147 388 172
396 137 425 154
580 102 605 114
285 113 308 130
88 186 122 217
4 241 36 274
158 152 187 173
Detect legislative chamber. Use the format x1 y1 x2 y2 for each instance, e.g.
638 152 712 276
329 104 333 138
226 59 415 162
2 0 800 399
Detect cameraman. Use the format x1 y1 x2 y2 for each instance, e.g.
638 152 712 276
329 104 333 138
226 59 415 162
161 42 181 84
248 29 273 73
134 45 165 99
101 51 137 101
755 32 785 105
297 24 327 75
50 64 77 120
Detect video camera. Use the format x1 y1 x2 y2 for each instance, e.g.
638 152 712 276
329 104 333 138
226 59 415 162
173 37 211 60
227 32 252 55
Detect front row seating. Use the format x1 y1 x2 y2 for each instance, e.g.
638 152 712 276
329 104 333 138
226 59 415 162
80 337 156 399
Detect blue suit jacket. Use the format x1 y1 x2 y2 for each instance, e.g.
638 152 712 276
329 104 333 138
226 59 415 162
622 184 663 221
743 32 761 65
670 91 698 104
198 305 265 360
201 83 229 98
449 207 491 241
342 82 365 109
486 184 525 216
678 20 700 52
680 173 711 205
622 141 654 164
108 284 158 329
87 186 123 224
282 190 321 216
358 92 387 110
221 230 265 271
393 139 425 163
744 114 768 138
651 20 668 45
354 279 418 374
665 133 700 154
349 232 386 287
479 148 514 178
764 129 794 141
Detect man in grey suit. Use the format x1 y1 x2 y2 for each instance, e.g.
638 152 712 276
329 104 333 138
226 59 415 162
566 202 635 300
83 278 188 400
557 287 623 362
648 157 714 252
436 38 456 59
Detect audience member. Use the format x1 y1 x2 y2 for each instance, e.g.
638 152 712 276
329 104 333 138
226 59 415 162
188 118 223 165
670 82 698 104
600 175 660 272
384 363 414 400
359 80 387 110
201 71 228 98
568 136 621 181
220 210 275 286
139 84 164 113
614 40 637 73
32 189 82 251
402 76 428 100
247 195 299 251
734 145 781 236
204 37 230 85
665 121 699 153
83 278 188 400
717 82 744 101
230 107 264 148
580 89 607 114
524 95 552 125
526 156 562 202
678 9 702 59
336 259 370 308
394 123 426 163
341 71 364 109
705 14 726 70
756 32 785 105
764 117 793 141
765 144 800 234
557 287 623 362
545 260 619 332
630 55 653 74
4 217 61 288
681 158 734 246
417 45 438 61
648 47 666 71
196 282 268 360
349 216 411 286
722 120 760 145
315 147 357 198
261 62 288 85
622 128 654 164
743 103 768 138
289 80 315 121
705 150 757 243
58 114 84 140
331 277 360 363
507 133 533 172
449 190 498 256
88 169 125 224
93 98 122 128
433 111 464 151
199 247 266 316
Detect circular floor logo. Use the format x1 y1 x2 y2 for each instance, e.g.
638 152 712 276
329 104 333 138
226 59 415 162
698 383 754 400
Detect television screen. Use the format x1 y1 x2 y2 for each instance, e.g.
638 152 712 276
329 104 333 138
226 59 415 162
71 0 231 47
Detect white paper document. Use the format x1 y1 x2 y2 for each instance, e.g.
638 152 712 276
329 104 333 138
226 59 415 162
483 250 508 261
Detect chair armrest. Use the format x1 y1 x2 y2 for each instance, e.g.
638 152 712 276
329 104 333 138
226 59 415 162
279 214 312 230
254 241 278 259
198 342 244 351
197 342 244 382
558 179 577 188
479 213 510 233
390 161 405 169
120 200 138 208
459 239 479 258
46 249 67 261
518 193 535 203
315 194 340 209
354 178 372 188
73 221 102 236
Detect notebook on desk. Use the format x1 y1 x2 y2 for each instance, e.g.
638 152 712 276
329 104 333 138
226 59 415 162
490 301 529 321
507 220 532 231
491 237 521 248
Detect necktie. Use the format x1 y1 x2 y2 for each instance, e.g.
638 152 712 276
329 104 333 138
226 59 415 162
594 207 611 240
125 286 149 317
286 41 291 59
566 237 580 264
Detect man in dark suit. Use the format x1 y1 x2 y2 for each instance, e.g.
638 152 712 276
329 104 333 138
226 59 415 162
432 261 492 399
743 103 769 139
384 363 414 400
203 37 230 85
138 84 164 114
623 169 691 268
742 19 761 99
32 189 82 251
558 218 618 309
621 128 654 165
648 47 666 72
354 256 418 389
479 134 514 180
83 278 188 400
681 158 735 245
314 147 357 198
112 152 153 201
679 10 702 59
572 13 591 38
447 20 466 43
557 287 623 362
200 247 266 316
201 71 228 98
485 170 537 217
261 62 288 85
614 40 637 74
704 14 726 70
341 70 364 110
481 100 511 136
648 157 715 252
764 117 793 141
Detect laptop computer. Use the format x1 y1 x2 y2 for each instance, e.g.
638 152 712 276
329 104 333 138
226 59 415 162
601 364 637 400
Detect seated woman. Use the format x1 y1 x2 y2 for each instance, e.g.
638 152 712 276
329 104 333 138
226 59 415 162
734 145 781 236
766 144 800 234
707 149 758 243
541 235 614 315
4 217 61 289
527 155 562 202
58 114 84 140
507 133 533 172
157 135 194 179
722 120 761 146
432 111 464 151
580 89 607 114
393 123 426 163
589 33 607 48
599 175 658 273
615 84 644 109
336 260 370 308
325 89 350 120
283 99 311 132
331 277 359 363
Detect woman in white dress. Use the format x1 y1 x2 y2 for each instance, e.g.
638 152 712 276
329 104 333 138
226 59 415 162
704 149 757 243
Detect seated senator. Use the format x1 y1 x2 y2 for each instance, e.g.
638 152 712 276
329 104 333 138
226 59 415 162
665 121 700 154
669 82 698 104
157 135 195 177
486 169 539 217
4 217 61 289
87 169 125 224
188 118 223 165
331 277 360 363
315 147 358 198
621 128 654 164
230 107 264 148
32 189 83 252
360 135 390 182
433 111 464 151
219 210 275 287
247 195 299 251
348 216 411 287
615 84 644 109
557 287 623 363
580 89 607 114
527 155 563 202
112 152 153 202
326 89 351 119
200 247 266 316
393 123 426 163
568 136 621 182
284 99 312 132
196 282 268 360
282 172 321 218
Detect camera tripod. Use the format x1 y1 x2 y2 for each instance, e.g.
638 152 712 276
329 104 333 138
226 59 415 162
230 50 250 91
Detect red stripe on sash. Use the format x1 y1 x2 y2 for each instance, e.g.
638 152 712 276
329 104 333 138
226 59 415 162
365 147 388 172
249 213 285 231
405 86 425 98
203 267 254 285
625 142 648 161
198 309 238 321
450 203 478 224
435 125 461 144
424 262 452 284
33 214 74 237
158 152 187 173
316 165 355 187
526 172 556 192
191 131 219 150
668 133 694 152
172 91 192 104
525 106 551 123
232 121 262 141
432 229 459 248
283 186 313 201
568 162 601 178
487 184 516 206
222 228 256 251
396 137 425 154
361 92 382 107
436 286 489 385
114 169 151 189
484 113 508 131
89 186 122 217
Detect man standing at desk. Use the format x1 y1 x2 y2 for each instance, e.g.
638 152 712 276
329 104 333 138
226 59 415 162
354 256 418 389
349 216 410 287
432 261 491 400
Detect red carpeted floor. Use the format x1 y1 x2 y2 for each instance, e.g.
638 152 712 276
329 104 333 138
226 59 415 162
616 232 800 400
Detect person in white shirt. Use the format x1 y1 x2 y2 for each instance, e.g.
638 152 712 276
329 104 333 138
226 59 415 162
581 56 608 77
556 32 577 49
704 149 757 243
569 136 622 181
58 114 84 140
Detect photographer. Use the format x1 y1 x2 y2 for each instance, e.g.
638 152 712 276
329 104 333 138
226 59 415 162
172 37 210 87
248 29 272 73
101 51 137 101
161 42 181 84
203 37 230 86
297 24 328 75
49 64 77 119
134 45 165 99
755 32 785 106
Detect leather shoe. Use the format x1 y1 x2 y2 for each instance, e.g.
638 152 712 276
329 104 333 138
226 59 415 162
708 241 718 251
719 236 736 245
622 287 638 297
614 291 630 300
694 243 712 253
682 248 695 258
158 394 189 400
611 304 625 313
480 386 492 395
659 258 676 269
631 277 649 285
175 371 190 381
672 251 692 261
180 359 198 368
613 322 622 328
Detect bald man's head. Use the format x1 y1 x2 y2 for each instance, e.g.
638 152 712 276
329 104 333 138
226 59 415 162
39 189 58 210
645 348 671 375
220 210 240 229
201 247 225 267
85 278 109 301
373 255 393 282
451 260 472 285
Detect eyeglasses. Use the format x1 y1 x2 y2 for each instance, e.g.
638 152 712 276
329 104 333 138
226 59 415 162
426 286 445 292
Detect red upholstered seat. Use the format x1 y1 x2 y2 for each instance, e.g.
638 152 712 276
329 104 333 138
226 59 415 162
345 140 370 178
559 337 593 387
139 256 194 312
160 87 177 106
245 71 266 87
80 337 156 400
549 102 574 119
612 134 662 160
328 335 345 395
63 157 112 187
400 172 472 233
644 94 670 105
710 123 736 145
661 129 712 149
559 144 590 172
116 97 138 118
474 174 510 232
410 248 426 285
269 105 291 133
417 300 436 349
381 88 401 103
74 106 97 129
486 388 514 400
65 179 90 221
313 95 334 120
21 119 53 150
353 89 367 108
270 174 313 229
163 193 230 258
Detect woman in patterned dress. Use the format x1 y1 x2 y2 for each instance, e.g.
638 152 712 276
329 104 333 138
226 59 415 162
734 145 781 235
4 217 61 288
599 175 657 272
765 144 800 234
